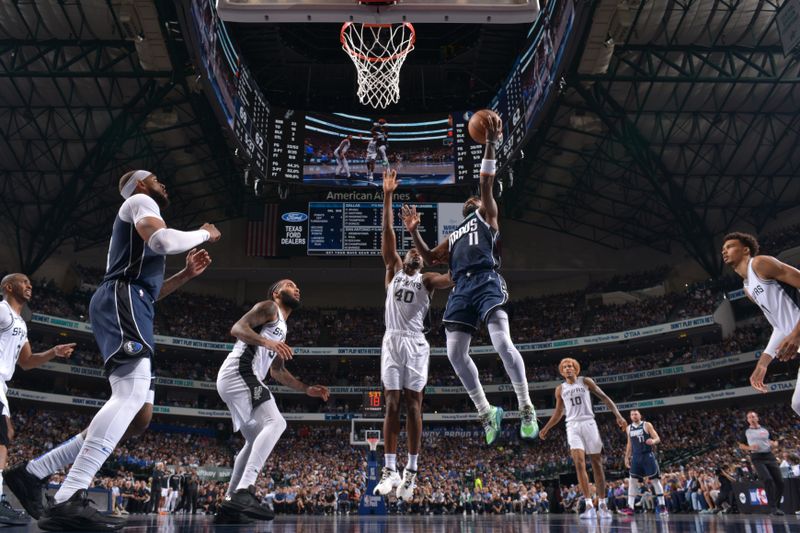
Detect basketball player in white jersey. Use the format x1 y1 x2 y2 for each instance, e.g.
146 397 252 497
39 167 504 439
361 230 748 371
373 169 452 501
215 279 329 523
0 274 75 525
334 135 352 178
539 358 626 520
366 137 378 181
722 232 800 404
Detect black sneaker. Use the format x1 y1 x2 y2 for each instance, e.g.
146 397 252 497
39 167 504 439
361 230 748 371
5 461 46 519
38 490 127 531
0 499 30 525
213 504 256 525
219 486 274 521
772 508 785 516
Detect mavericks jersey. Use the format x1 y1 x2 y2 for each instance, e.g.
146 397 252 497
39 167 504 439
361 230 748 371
385 270 430 334
745 258 800 349
560 377 594 423
103 194 166 302
448 211 500 282
229 308 287 382
335 139 350 156
0 301 26 383
628 422 654 455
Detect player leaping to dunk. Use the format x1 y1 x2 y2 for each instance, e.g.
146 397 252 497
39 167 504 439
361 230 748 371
373 169 452 502
371 119 390 168
402 112 538 444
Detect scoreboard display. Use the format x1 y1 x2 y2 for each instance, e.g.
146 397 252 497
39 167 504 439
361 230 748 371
306 202 460 256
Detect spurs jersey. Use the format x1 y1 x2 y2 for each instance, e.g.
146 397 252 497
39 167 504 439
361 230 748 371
385 270 430 334
227 308 287 381
744 258 800 355
334 138 350 157
0 301 26 383
366 139 377 159
448 211 500 282
628 422 654 455
561 377 594 423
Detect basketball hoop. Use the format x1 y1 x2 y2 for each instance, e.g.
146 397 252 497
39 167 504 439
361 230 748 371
341 22 415 109
365 429 382 451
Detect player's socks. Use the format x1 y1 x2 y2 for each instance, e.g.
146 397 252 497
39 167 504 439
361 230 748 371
467 387 491 416
406 454 418 471
628 478 639 509
27 433 84 480
384 454 397 471
651 479 666 506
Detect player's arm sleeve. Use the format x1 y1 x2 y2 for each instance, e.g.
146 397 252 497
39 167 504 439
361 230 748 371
147 227 210 255
764 329 784 359
0 304 13 332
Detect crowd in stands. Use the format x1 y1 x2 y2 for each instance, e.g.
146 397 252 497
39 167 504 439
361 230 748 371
586 266 671 293
6 403 800 516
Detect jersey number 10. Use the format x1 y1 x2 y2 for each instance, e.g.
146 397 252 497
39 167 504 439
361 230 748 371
394 289 415 303
569 397 582 407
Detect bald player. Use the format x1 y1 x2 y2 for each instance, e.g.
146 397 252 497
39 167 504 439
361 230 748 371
0 274 76 525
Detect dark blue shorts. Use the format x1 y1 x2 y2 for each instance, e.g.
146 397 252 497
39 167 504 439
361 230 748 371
630 453 660 480
90 280 155 372
443 270 508 332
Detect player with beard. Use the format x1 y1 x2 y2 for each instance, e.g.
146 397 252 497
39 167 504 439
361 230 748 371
24 170 221 531
402 115 538 444
215 280 330 523
373 169 452 501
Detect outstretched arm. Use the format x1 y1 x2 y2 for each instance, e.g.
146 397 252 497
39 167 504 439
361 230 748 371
478 114 502 230
585 377 627 431
158 249 212 300
538 386 565 440
401 204 449 265
381 168 403 287
17 341 76 370
422 271 453 292
271 357 330 400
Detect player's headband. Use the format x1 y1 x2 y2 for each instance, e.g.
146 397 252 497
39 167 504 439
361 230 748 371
120 170 153 200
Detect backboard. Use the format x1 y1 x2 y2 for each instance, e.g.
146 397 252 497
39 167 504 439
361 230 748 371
216 0 540 24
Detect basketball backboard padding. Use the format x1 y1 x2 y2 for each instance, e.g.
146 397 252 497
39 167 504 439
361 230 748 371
216 0 540 24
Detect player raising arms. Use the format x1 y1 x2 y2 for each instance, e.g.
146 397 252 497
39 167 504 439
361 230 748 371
624 410 667 515
722 232 800 406
539 358 627 520
402 113 538 444
373 169 452 502
215 280 329 523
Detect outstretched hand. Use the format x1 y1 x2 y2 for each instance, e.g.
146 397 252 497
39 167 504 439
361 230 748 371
483 114 502 145
185 248 212 278
306 385 330 401
383 168 399 194
401 204 420 233
53 343 77 359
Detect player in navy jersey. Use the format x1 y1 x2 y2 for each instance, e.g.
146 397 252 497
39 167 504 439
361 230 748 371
19 170 221 532
403 115 537 445
624 410 666 515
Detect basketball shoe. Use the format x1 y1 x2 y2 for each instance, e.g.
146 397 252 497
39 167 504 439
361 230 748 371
520 405 539 439
480 406 504 445
374 467 401 496
395 469 417 502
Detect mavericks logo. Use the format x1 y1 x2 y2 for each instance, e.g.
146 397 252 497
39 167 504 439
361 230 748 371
123 341 143 355
281 212 308 223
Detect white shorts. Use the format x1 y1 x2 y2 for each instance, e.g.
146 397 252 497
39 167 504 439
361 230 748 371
160 488 168 498
566 419 603 454
217 357 276 433
381 331 429 392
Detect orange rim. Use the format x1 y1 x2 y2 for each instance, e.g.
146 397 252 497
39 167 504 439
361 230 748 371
340 22 416 64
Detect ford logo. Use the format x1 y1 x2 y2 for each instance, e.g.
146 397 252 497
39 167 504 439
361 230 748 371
281 212 308 222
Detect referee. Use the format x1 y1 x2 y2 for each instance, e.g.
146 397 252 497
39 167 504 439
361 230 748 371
739 411 785 515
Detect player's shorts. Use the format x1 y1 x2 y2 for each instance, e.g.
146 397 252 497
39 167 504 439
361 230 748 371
146 372 155 405
381 330 430 392
90 280 155 375
443 270 508 332
217 355 273 433
566 419 603 454
630 452 660 480
160 488 168 498
367 153 377 161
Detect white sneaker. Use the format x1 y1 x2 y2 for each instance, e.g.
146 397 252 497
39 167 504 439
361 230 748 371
599 505 613 519
395 469 417 502
374 467 401 496
580 505 597 520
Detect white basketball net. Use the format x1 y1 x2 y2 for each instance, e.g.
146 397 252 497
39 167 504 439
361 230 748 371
341 22 415 109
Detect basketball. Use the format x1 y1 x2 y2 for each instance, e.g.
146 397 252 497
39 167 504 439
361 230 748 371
468 109 501 145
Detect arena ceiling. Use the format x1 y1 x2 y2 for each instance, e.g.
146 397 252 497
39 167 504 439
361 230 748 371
0 0 796 276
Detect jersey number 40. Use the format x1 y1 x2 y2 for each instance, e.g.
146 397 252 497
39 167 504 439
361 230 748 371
394 289 415 303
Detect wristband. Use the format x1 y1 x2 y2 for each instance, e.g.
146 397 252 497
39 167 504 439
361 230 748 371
480 159 496 175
